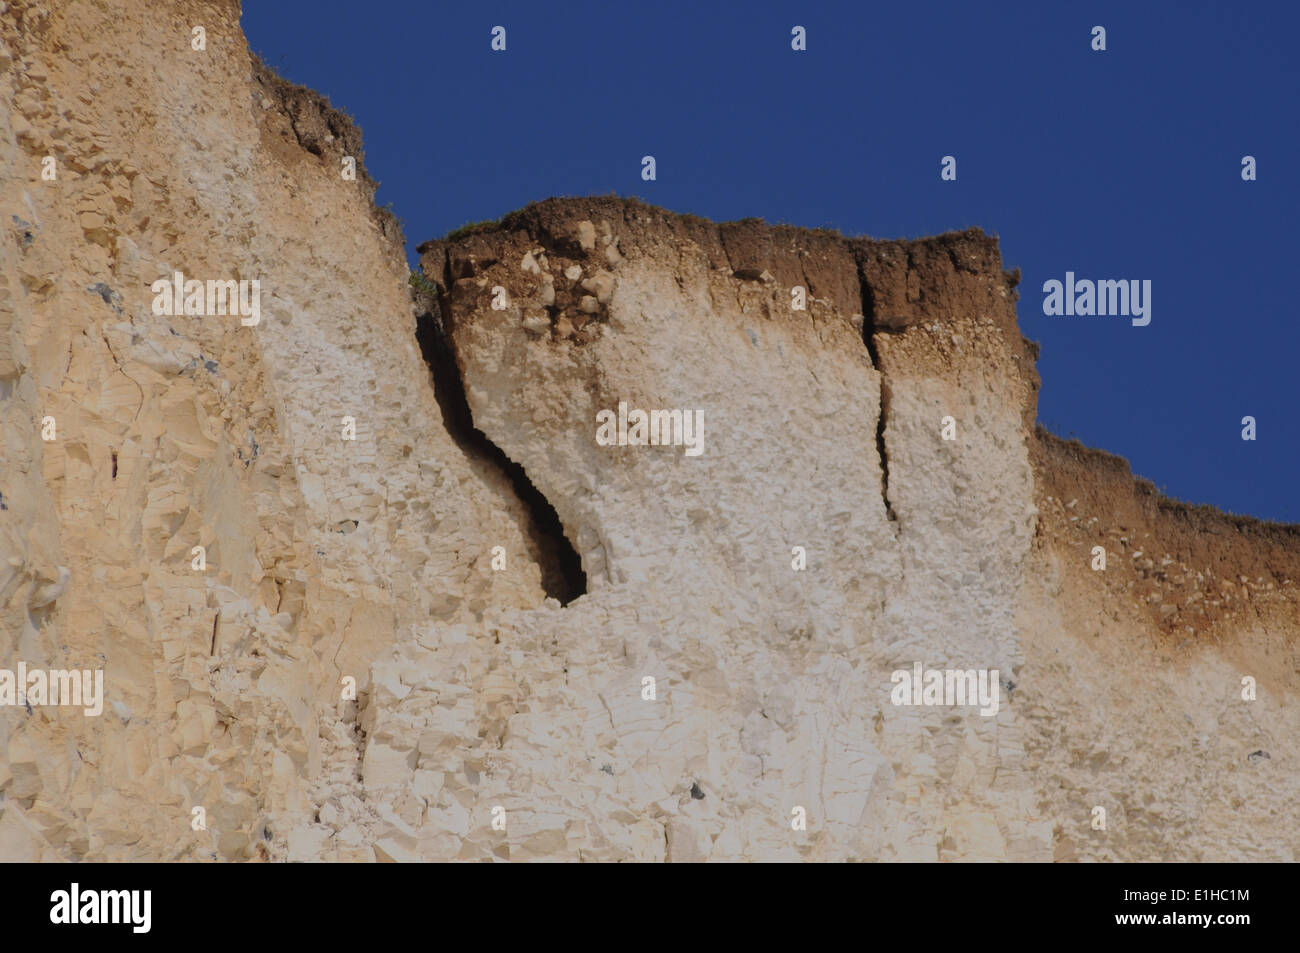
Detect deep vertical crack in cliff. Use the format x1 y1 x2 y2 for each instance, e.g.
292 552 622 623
413 286 586 605
857 267 897 523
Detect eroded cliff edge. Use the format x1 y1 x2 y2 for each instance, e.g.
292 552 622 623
1 0 1296 862
418 197 1300 860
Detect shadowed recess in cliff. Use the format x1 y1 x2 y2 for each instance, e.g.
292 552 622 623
414 294 587 605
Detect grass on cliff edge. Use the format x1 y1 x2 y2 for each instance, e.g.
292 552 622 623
436 197 849 243
442 219 501 242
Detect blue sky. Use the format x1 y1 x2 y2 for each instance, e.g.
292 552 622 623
243 0 1299 522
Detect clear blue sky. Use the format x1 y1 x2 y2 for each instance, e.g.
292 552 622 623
243 0 1299 523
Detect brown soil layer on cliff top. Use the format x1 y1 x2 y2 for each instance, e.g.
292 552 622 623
419 194 1037 383
1034 427 1300 645
419 197 1022 344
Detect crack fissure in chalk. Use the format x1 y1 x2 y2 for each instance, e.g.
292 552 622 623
857 269 897 524
413 274 586 605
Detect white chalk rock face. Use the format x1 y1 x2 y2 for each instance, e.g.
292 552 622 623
1 3 1297 862
412 200 1300 862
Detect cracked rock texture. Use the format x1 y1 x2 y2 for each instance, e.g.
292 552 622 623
1 0 1298 861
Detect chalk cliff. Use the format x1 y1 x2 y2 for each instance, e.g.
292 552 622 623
1 0 1296 861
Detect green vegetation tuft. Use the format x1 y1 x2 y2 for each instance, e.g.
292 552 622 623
443 219 500 241
408 269 441 297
